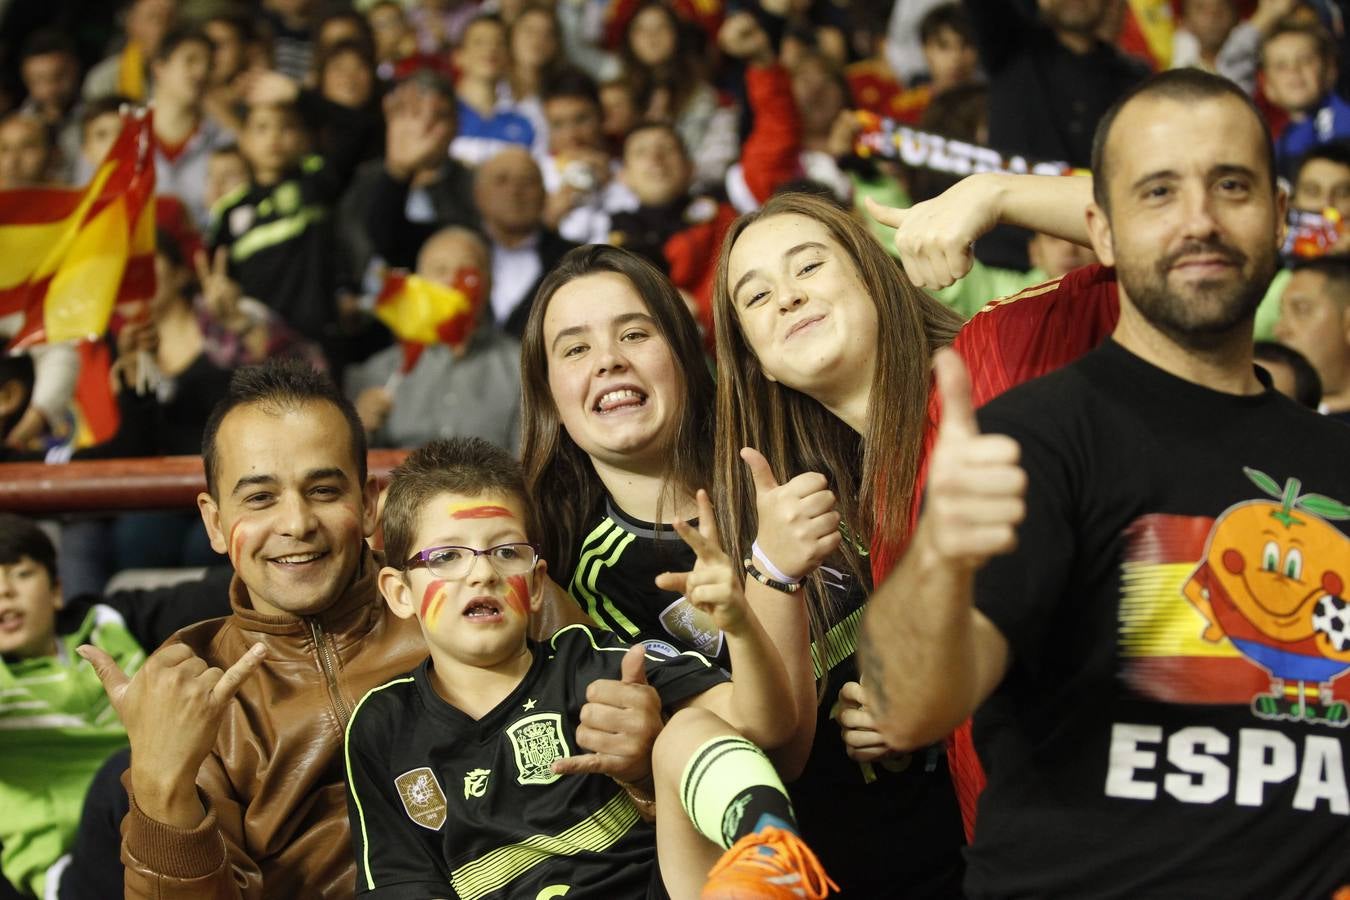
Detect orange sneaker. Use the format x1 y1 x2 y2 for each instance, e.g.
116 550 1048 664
700 826 838 900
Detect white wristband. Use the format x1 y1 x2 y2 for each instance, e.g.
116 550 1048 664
752 540 801 585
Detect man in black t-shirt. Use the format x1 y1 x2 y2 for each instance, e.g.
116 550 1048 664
861 69 1350 898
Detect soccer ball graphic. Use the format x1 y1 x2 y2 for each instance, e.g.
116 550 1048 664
1312 594 1350 652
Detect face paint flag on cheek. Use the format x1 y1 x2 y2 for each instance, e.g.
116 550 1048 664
505 575 530 618
373 267 481 372
421 579 449 629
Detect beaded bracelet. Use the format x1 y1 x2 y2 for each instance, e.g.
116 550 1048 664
743 557 803 593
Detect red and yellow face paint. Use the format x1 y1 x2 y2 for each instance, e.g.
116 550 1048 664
447 502 515 520
420 579 449 630
505 575 530 618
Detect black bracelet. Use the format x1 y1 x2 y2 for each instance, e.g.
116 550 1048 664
743 558 802 593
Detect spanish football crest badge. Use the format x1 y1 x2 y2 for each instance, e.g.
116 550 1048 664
394 767 448 830
506 712 571 785
660 597 724 658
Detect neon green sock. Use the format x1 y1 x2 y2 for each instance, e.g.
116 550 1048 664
679 735 796 849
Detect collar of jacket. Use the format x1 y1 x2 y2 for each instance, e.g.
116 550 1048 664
225 545 387 650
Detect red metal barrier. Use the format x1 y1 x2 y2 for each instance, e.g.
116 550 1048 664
0 450 410 514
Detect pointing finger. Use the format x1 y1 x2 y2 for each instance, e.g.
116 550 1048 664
209 643 266 706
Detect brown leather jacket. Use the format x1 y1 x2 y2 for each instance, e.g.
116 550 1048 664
119 549 589 899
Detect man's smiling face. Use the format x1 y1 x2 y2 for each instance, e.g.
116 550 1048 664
198 400 378 617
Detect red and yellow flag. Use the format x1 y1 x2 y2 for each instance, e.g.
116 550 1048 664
0 108 156 445
374 267 484 374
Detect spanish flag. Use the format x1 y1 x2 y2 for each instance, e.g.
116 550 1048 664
0 108 156 445
373 268 483 374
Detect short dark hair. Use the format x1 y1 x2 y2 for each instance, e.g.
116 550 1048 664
0 512 56 582
622 120 688 160
200 360 367 499
919 2 973 46
1292 253 1350 304
19 29 77 65
80 95 133 137
1091 69 1275 216
1295 140 1350 183
154 25 212 64
459 13 507 47
1254 340 1324 408
381 437 534 570
541 68 600 108
1261 18 1336 68
0 354 35 442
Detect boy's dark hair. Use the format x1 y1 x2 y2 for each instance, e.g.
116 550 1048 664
316 37 376 76
1091 69 1274 216
622 120 688 159
1292 253 1350 302
1261 18 1336 68
541 68 600 108
0 354 35 442
458 13 507 48
1295 140 1350 182
80 95 133 137
317 8 376 56
381 438 535 570
201 360 367 498
0 512 56 582
919 2 973 46
204 12 257 44
1254 340 1324 409
19 29 77 65
154 25 213 64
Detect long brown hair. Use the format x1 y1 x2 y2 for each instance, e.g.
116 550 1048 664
519 245 715 580
711 192 962 588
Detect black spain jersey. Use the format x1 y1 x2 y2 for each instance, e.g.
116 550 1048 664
563 497 965 896
344 624 726 899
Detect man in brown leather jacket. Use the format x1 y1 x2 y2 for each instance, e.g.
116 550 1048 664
78 361 660 898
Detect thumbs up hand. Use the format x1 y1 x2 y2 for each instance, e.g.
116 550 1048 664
922 349 1027 570
865 174 1002 289
742 447 843 586
552 644 663 785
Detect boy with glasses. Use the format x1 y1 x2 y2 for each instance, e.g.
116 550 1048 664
345 437 836 899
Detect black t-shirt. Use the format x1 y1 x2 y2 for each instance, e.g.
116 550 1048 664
345 625 726 899
970 339 1350 899
565 498 966 896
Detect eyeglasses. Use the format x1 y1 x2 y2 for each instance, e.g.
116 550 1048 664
404 542 540 580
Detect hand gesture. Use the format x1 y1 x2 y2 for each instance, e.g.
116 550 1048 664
551 645 663 784
195 248 244 327
835 680 895 762
655 490 748 633
922 349 1026 570
718 12 774 66
864 175 1003 289
383 82 453 181
78 642 266 823
244 69 299 108
742 447 841 584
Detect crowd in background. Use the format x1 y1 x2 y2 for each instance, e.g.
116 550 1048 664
3 0 1350 897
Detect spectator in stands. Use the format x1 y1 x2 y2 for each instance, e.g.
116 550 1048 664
451 15 539 166
346 227 522 451
348 73 478 281
203 145 249 214
507 4 565 147
201 14 263 135
473 146 578 335
1254 339 1324 408
209 93 367 363
621 2 739 191
964 0 1147 268
0 514 231 900
314 7 376 62
599 77 639 152
540 69 633 245
1291 140 1350 220
306 39 384 165
17 30 83 184
1262 17 1350 177
261 0 319 82
0 357 35 458
1275 256 1350 424
858 3 979 125
408 0 481 55
82 0 175 103
149 27 233 231
1170 0 1295 94
367 0 417 78
0 112 53 188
